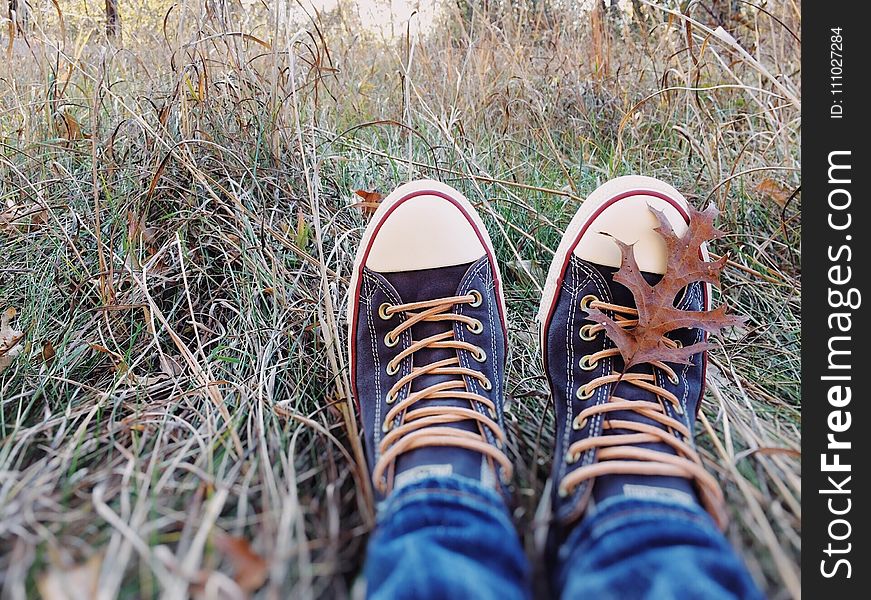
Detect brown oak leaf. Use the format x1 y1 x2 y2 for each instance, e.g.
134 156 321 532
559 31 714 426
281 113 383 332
586 203 745 369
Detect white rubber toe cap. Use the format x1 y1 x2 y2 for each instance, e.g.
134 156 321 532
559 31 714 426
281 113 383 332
537 176 699 326
363 180 487 272
571 176 690 275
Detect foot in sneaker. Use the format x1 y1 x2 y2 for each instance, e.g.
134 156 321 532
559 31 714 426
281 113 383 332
538 176 727 529
347 179 513 497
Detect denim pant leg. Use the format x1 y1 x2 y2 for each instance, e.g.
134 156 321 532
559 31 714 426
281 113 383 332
364 476 531 600
556 496 764 600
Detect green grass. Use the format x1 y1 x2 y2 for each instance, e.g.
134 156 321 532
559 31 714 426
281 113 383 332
1 1 800 597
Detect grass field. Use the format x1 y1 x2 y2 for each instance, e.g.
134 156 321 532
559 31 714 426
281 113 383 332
1 1 800 598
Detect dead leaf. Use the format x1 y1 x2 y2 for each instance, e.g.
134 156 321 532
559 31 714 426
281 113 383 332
57 111 84 142
37 553 102 600
586 204 746 369
42 340 56 365
0 307 24 374
755 178 791 207
212 532 269 593
352 189 384 218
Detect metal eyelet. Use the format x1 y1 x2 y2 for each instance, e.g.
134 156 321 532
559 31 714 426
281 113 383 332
667 372 680 385
385 362 399 376
378 303 393 320
384 332 399 348
579 355 597 371
558 485 570 498
580 294 598 312
382 421 392 433
566 451 580 464
572 416 588 430
468 290 483 307
674 404 685 415
385 391 397 404
481 377 492 391
472 348 487 363
579 324 598 341
467 319 484 334
576 385 594 400
673 339 683 348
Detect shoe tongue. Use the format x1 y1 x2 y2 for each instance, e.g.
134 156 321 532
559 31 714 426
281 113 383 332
590 265 698 506
381 261 490 486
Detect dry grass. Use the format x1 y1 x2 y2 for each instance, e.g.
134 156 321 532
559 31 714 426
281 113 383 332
1 1 800 598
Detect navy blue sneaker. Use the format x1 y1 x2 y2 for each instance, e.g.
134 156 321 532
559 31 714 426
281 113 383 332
538 176 727 530
347 180 513 498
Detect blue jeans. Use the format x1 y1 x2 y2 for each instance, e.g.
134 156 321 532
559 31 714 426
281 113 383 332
364 476 763 599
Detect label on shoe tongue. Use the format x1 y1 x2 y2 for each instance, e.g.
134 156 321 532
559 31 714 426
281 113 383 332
622 484 696 507
394 464 453 490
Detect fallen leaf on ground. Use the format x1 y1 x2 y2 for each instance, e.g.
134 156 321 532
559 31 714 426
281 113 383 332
755 178 791 207
586 204 746 369
1 307 24 374
37 553 102 600
352 189 383 218
57 110 86 142
42 340 56 364
212 531 269 593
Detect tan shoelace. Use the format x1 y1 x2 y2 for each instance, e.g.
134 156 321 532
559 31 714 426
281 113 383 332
558 296 727 528
372 291 513 493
